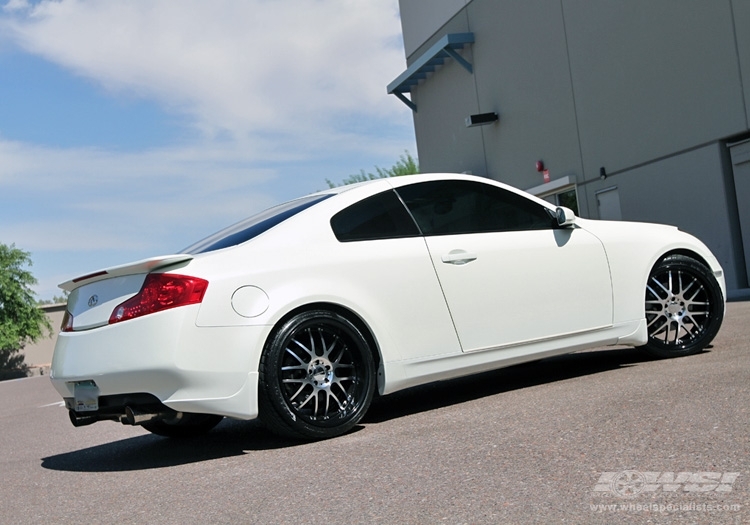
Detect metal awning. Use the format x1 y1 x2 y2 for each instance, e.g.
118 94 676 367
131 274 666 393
387 32 475 112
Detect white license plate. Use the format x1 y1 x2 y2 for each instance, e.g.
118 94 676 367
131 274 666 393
74 382 99 412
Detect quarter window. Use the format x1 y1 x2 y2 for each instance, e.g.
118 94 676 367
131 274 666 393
330 190 421 242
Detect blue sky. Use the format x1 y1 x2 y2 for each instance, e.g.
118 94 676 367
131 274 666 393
0 0 416 301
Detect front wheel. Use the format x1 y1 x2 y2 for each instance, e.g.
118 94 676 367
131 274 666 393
259 310 376 440
640 255 724 359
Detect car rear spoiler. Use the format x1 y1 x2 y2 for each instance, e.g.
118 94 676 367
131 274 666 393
59 254 194 292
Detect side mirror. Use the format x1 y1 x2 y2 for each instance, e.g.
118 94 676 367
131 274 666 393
555 206 576 227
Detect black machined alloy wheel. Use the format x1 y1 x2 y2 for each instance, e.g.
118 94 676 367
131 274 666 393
259 310 375 440
641 255 724 359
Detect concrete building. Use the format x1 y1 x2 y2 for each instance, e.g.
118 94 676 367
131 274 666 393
389 0 750 297
21 304 64 376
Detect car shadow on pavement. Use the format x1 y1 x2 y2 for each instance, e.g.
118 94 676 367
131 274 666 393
364 345 667 424
40 418 309 472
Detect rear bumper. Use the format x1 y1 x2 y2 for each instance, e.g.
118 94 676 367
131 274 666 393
50 305 269 420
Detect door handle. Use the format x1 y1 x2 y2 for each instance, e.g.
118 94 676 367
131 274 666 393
441 250 478 265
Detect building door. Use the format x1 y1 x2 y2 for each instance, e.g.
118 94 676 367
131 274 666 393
729 139 750 287
596 187 622 221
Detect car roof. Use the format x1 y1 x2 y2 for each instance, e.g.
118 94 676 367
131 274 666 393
324 173 555 210
316 172 506 195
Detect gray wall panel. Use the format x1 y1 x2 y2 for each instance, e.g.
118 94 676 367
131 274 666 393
732 0 750 127
409 14 485 175
413 60 486 175
397 0 749 290
399 0 471 58
563 0 747 178
584 144 742 289
466 0 583 193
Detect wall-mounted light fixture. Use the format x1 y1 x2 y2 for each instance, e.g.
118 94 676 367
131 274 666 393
600 167 607 180
465 112 498 128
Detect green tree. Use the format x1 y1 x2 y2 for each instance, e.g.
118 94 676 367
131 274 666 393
326 150 419 188
0 243 51 380
37 292 69 306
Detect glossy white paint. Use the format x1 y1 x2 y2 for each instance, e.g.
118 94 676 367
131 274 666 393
67 273 145 330
578 218 726 323
58 254 193 291
424 227 612 351
231 286 270 318
52 305 267 418
50 173 726 422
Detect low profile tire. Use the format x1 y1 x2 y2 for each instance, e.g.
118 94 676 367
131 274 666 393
141 413 223 438
259 309 376 440
640 255 724 359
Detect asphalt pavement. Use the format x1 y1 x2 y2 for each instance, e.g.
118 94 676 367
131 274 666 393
1 302 748 524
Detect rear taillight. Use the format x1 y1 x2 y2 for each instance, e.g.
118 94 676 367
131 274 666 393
61 310 74 332
109 273 209 325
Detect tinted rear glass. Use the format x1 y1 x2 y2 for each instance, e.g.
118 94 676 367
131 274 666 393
182 194 332 254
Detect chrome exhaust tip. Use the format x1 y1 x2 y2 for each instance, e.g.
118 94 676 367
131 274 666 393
68 410 98 427
123 406 168 426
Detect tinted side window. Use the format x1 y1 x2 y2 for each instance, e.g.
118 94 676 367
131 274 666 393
396 180 554 235
331 190 420 242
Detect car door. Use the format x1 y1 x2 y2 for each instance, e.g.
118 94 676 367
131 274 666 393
328 188 463 360
396 179 613 352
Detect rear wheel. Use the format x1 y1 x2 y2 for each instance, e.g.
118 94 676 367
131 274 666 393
259 310 375 440
141 413 223 438
641 255 724 358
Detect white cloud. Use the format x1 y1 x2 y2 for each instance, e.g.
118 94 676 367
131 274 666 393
0 0 416 300
0 138 274 189
1 0 408 139
1 0 28 13
0 138 281 249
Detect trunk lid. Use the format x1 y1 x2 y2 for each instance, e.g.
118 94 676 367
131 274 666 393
61 255 193 331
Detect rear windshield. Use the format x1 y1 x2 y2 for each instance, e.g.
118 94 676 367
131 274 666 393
182 194 332 254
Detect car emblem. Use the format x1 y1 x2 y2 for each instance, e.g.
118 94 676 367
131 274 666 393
88 295 99 308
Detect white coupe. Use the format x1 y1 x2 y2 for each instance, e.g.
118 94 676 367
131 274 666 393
51 173 726 440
